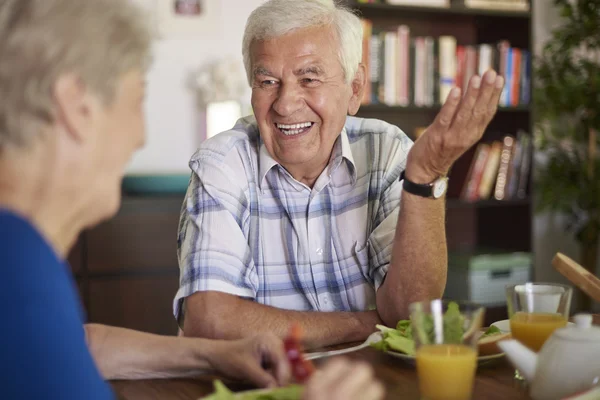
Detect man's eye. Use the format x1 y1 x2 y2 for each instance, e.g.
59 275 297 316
262 80 277 86
302 78 320 85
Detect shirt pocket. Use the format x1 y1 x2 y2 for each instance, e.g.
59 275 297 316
352 241 374 286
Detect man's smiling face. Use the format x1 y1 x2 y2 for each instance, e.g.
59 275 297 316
250 25 361 181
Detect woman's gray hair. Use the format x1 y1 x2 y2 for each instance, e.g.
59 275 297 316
0 0 152 149
241 0 363 85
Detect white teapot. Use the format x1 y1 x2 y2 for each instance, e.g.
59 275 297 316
498 314 600 400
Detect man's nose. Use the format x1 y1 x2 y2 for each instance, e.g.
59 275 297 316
272 83 303 117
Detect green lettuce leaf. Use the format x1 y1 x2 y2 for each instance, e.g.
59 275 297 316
200 381 303 400
442 301 465 344
385 334 416 356
395 320 412 339
482 325 501 337
371 301 469 353
200 380 236 400
372 322 416 354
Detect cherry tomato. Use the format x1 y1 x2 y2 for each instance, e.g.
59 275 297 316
284 324 315 383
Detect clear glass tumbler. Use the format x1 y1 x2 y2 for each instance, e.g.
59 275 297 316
410 299 485 400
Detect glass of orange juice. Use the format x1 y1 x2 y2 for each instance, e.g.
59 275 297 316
506 282 572 379
409 299 485 400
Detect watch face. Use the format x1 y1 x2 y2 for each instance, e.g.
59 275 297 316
433 178 448 198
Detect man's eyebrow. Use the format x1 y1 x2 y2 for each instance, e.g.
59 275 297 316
253 66 273 77
294 65 324 76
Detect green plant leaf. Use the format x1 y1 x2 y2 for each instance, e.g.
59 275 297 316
533 0 600 244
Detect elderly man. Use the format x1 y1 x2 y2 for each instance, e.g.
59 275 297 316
176 0 503 347
0 0 384 399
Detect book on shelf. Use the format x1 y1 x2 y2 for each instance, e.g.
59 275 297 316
478 141 502 200
359 20 531 108
353 0 528 10
356 0 449 5
386 0 450 7
460 130 531 202
439 36 457 105
493 135 515 200
464 0 530 11
460 142 490 202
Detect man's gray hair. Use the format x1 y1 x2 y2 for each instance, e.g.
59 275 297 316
242 0 363 85
0 0 152 149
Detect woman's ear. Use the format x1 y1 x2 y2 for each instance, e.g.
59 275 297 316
53 74 96 144
347 63 366 116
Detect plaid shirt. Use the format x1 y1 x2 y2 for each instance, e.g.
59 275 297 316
174 115 413 320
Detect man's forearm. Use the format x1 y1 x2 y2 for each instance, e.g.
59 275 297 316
182 291 382 349
84 323 214 380
377 189 447 327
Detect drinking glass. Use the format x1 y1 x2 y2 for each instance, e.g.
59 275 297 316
410 299 485 400
506 282 573 380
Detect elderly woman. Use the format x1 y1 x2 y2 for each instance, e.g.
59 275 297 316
0 1 383 399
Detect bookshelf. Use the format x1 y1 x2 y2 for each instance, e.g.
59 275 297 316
358 104 529 112
349 1 530 18
347 0 533 322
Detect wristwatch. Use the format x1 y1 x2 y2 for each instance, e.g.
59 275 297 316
399 170 448 199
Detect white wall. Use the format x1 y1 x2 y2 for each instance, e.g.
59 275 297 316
126 0 265 174
532 0 599 311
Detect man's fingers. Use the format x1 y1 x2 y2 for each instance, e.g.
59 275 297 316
471 69 497 124
432 86 461 130
487 75 504 117
450 74 481 131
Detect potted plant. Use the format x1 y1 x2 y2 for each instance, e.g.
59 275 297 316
534 0 600 311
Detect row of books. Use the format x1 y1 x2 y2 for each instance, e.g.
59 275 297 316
356 0 530 11
360 21 531 107
460 131 531 202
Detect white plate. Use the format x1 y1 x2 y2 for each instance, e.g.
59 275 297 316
491 319 574 333
491 319 512 333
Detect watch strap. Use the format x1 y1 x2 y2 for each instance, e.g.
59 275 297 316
399 170 434 198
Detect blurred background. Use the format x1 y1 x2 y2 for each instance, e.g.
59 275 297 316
69 0 599 336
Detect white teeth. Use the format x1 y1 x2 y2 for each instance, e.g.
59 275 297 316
276 122 312 130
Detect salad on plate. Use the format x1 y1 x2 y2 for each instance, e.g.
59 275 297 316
370 302 510 359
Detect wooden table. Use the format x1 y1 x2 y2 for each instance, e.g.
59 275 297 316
111 314 600 399
111 349 528 399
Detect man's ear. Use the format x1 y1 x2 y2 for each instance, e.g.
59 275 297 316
347 63 366 116
53 74 95 144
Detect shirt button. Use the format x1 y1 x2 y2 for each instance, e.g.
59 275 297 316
316 248 323 256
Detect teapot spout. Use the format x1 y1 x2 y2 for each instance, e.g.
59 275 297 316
497 339 538 382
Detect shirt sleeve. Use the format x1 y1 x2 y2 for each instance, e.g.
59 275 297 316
367 129 413 290
173 160 258 321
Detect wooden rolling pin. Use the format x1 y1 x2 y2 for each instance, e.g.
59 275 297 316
552 252 600 302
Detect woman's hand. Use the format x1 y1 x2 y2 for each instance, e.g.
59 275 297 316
302 358 385 400
203 333 291 388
